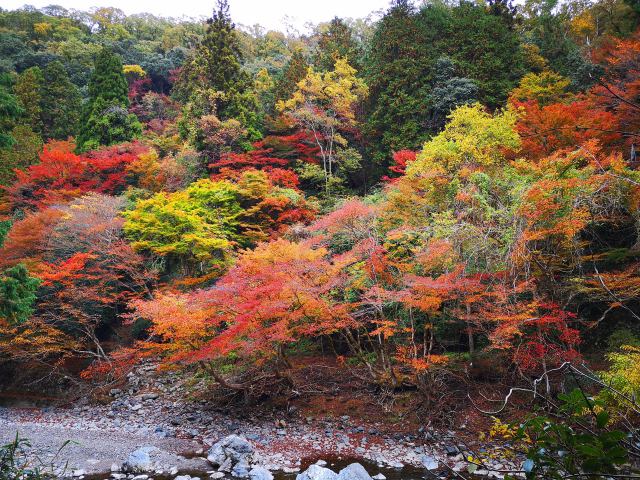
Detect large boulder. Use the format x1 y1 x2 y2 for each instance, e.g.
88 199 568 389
296 464 339 480
337 463 373 480
207 435 254 476
122 446 158 473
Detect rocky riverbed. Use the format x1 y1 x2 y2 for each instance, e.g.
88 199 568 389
0 363 522 479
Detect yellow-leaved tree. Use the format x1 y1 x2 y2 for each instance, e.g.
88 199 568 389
277 57 368 192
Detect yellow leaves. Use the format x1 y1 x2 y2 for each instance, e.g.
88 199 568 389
570 11 596 41
127 150 164 192
34 22 53 37
408 103 520 177
521 43 548 72
238 237 328 271
509 70 571 106
487 417 530 443
277 58 368 125
123 64 146 79
254 68 274 93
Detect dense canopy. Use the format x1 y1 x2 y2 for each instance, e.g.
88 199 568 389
0 0 639 475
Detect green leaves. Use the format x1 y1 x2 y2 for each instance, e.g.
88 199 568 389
0 73 22 149
123 178 243 270
77 48 142 151
0 264 41 326
519 388 631 479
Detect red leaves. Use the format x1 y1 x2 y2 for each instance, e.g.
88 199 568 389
485 295 581 372
210 130 321 184
590 28 640 150
515 28 640 162
309 198 378 239
5 140 147 211
514 97 619 160
40 252 93 286
133 239 352 366
382 149 417 182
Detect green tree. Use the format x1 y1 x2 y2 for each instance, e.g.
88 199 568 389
428 56 478 131
313 17 362 72
364 0 526 170
0 73 22 149
123 178 244 274
40 61 81 140
0 221 10 248
274 49 308 103
14 66 43 134
0 264 41 326
364 0 442 166
0 125 43 187
173 0 243 101
448 1 525 108
173 0 261 139
76 48 141 151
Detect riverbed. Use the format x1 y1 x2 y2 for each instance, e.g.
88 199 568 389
0 363 518 479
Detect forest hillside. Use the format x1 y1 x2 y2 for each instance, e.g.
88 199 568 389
0 0 639 478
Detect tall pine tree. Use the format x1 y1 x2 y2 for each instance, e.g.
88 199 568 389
77 48 142 151
15 66 43 134
40 61 81 140
364 0 440 167
173 0 244 101
174 0 261 141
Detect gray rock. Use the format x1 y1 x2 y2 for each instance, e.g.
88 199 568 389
421 454 439 470
219 457 233 473
296 464 339 480
337 463 373 480
444 445 459 456
372 475 386 480
122 446 158 473
232 460 250 478
207 435 254 468
249 466 274 480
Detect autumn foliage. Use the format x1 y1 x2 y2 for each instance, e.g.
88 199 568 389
1 3 639 415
